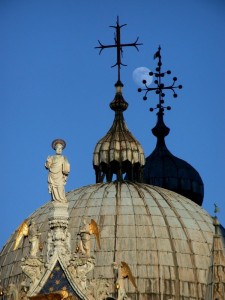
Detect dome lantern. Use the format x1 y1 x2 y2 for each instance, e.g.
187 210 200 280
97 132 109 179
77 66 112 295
93 18 145 183
93 81 145 183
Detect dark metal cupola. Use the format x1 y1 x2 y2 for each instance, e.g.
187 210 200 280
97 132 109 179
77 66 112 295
138 47 204 206
93 18 145 183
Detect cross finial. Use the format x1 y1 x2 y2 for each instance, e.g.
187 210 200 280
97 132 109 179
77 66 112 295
138 46 182 114
95 16 142 83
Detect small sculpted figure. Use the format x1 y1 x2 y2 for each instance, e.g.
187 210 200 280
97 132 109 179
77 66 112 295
45 139 70 203
29 220 40 257
78 218 101 257
47 232 54 262
78 218 91 257
113 261 137 300
21 256 43 285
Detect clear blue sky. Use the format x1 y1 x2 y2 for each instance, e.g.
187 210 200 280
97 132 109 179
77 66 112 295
0 0 225 249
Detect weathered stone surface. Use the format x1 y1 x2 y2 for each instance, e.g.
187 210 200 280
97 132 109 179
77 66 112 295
0 182 224 299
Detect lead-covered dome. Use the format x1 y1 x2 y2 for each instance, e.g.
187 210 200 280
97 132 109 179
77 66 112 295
144 110 204 206
0 182 224 299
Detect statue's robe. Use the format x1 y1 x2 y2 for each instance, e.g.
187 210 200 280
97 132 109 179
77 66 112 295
45 155 70 202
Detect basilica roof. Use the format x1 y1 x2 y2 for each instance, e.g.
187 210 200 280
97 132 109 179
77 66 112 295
0 182 224 299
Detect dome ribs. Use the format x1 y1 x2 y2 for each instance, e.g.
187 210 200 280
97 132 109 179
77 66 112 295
1 182 223 299
152 186 200 298
113 183 138 276
126 181 161 294
150 185 212 298
113 181 120 265
93 182 115 279
137 183 181 298
123 182 139 291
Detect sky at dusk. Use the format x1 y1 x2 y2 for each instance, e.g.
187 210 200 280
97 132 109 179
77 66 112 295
0 0 225 249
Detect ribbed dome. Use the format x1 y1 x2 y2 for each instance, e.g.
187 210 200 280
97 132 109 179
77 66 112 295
1 182 223 299
93 82 145 183
144 110 204 206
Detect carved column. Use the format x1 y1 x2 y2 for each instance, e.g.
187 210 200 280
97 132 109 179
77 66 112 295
47 202 71 265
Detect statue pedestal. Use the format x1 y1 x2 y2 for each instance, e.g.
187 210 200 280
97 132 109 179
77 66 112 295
48 201 69 222
47 201 71 263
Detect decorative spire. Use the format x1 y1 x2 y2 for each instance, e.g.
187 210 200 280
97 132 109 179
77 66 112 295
205 214 225 299
95 16 142 83
140 47 204 206
138 46 182 149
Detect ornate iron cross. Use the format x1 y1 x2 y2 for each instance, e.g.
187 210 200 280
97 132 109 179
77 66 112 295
95 17 142 83
138 46 182 113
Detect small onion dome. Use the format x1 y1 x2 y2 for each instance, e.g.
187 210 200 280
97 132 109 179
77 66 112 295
144 109 204 206
93 82 145 183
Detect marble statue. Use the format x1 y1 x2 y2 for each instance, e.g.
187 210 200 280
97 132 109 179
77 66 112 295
45 139 70 203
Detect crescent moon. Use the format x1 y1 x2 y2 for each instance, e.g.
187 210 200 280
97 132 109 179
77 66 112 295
132 67 153 87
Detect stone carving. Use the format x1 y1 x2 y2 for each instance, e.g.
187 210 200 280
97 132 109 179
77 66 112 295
47 220 71 265
68 254 110 299
45 139 70 203
88 278 110 300
29 220 41 257
21 256 44 287
113 262 137 300
13 220 29 250
6 283 18 300
20 285 29 300
68 255 95 291
77 218 100 258
66 217 109 299
46 198 71 265
47 231 54 263
20 221 45 294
